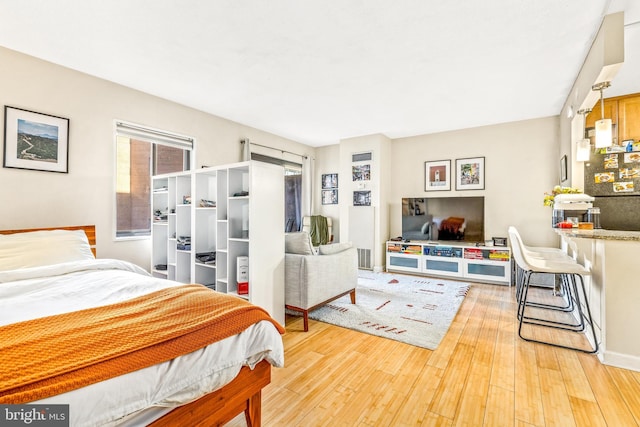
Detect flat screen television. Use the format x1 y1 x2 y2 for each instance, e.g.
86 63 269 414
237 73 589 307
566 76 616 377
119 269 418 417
401 197 485 243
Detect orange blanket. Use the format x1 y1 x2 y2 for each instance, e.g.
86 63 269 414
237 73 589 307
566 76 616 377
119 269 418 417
0 284 285 403
440 217 465 234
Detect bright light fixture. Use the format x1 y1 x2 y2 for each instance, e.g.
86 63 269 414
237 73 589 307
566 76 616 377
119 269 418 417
576 139 591 161
576 108 592 162
594 118 612 148
592 81 612 148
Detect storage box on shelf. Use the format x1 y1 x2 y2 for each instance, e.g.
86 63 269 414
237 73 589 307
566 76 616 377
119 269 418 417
151 161 284 325
386 240 511 284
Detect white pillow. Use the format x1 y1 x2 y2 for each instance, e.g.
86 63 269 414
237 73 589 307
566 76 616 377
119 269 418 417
285 231 316 255
421 222 430 235
0 229 95 271
318 242 353 255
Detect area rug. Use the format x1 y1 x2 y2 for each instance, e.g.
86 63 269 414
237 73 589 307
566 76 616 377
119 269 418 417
307 270 470 350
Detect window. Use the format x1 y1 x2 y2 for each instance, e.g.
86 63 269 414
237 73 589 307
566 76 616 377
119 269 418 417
250 152 303 232
115 122 193 239
284 166 302 232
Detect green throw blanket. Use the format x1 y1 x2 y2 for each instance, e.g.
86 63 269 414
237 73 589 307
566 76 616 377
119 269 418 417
309 215 329 246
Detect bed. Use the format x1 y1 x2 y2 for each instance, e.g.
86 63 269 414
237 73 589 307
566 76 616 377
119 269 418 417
0 225 285 427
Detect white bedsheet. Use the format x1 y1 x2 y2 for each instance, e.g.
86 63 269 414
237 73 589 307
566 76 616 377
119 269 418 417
0 259 285 427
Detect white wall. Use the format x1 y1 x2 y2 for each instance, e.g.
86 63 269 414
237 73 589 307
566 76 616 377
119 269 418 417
0 46 313 269
339 134 391 270
312 116 562 269
315 144 341 239
390 116 560 248
1 46 563 272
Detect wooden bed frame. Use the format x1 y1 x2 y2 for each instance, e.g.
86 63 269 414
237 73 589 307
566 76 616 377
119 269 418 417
0 225 97 256
0 225 273 427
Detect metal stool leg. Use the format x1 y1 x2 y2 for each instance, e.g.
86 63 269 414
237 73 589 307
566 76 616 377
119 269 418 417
518 272 598 353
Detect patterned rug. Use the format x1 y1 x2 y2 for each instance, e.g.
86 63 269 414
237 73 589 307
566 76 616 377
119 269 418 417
307 270 470 350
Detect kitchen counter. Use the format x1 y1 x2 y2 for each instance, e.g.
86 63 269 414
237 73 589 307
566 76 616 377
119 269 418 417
556 228 640 241
556 229 640 371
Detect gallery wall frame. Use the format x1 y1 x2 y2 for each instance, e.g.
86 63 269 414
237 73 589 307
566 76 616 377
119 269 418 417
424 159 451 191
560 155 568 182
322 173 338 189
455 156 485 190
352 164 370 181
322 189 338 204
353 190 371 206
3 106 69 173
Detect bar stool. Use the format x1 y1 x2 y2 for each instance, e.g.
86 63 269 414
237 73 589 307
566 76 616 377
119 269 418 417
508 227 574 307
508 227 598 353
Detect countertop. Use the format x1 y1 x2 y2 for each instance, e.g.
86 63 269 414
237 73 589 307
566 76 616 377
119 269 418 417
555 228 640 241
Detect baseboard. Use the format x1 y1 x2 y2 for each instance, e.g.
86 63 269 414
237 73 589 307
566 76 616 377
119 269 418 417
599 350 640 372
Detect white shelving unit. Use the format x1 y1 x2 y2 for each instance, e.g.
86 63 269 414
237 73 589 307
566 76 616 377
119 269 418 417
386 241 511 285
151 161 285 325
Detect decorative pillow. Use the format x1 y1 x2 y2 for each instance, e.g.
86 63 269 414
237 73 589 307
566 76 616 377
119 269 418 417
0 229 95 271
421 222 430 235
318 242 353 255
285 231 316 255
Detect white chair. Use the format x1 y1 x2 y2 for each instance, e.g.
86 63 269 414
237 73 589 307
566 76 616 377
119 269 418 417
508 227 598 353
508 226 574 304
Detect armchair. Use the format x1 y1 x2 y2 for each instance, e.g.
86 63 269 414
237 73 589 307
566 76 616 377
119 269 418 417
284 231 357 331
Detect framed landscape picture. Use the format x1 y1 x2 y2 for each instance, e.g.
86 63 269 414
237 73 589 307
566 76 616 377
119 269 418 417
3 106 69 173
425 159 451 191
455 157 485 190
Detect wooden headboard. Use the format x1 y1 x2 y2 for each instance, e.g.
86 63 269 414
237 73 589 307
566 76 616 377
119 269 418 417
0 225 97 256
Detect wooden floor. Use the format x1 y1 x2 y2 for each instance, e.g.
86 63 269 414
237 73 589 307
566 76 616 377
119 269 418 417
229 282 640 426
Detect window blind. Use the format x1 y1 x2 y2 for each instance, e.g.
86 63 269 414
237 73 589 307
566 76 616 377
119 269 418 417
115 121 194 150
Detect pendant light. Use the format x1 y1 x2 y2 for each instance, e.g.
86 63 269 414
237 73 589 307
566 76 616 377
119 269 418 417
592 81 612 148
576 108 591 161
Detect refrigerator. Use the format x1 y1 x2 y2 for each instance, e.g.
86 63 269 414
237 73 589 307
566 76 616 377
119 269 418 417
583 149 640 231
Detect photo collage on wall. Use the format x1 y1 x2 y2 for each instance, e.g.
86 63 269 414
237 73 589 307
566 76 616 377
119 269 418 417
321 173 338 205
352 160 371 206
593 151 640 193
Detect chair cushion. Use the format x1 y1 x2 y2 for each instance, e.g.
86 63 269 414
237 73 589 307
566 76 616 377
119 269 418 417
318 242 353 255
285 232 316 255
421 222 430 235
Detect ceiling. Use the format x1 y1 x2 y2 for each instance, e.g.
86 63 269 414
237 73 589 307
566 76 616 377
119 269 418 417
0 1 638 147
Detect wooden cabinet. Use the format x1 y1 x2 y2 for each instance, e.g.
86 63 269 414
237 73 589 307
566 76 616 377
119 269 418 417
152 161 285 325
585 98 617 131
585 93 640 144
618 96 640 142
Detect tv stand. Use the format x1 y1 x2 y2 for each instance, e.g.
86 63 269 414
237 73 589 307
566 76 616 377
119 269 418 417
386 240 511 285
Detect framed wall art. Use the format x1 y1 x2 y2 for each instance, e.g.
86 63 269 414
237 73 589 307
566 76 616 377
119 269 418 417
3 106 69 173
424 159 451 191
455 157 485 190
560 155 568 182
322 189 338 205
352 164 370 181
322 173 338 189
353 190 371 206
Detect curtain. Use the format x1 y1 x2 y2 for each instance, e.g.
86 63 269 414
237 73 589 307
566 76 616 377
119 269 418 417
285 175 302 231
301 156 314 218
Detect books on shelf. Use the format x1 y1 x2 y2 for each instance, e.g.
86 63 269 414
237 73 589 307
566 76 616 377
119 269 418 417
195 251 216 265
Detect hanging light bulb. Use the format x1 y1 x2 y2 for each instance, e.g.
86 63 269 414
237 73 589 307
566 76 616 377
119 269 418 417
576 108 591 162
592 82 612 148
576 139 591 161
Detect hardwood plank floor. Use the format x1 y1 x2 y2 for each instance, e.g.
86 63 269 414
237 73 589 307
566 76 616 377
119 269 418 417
228 282 640 426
